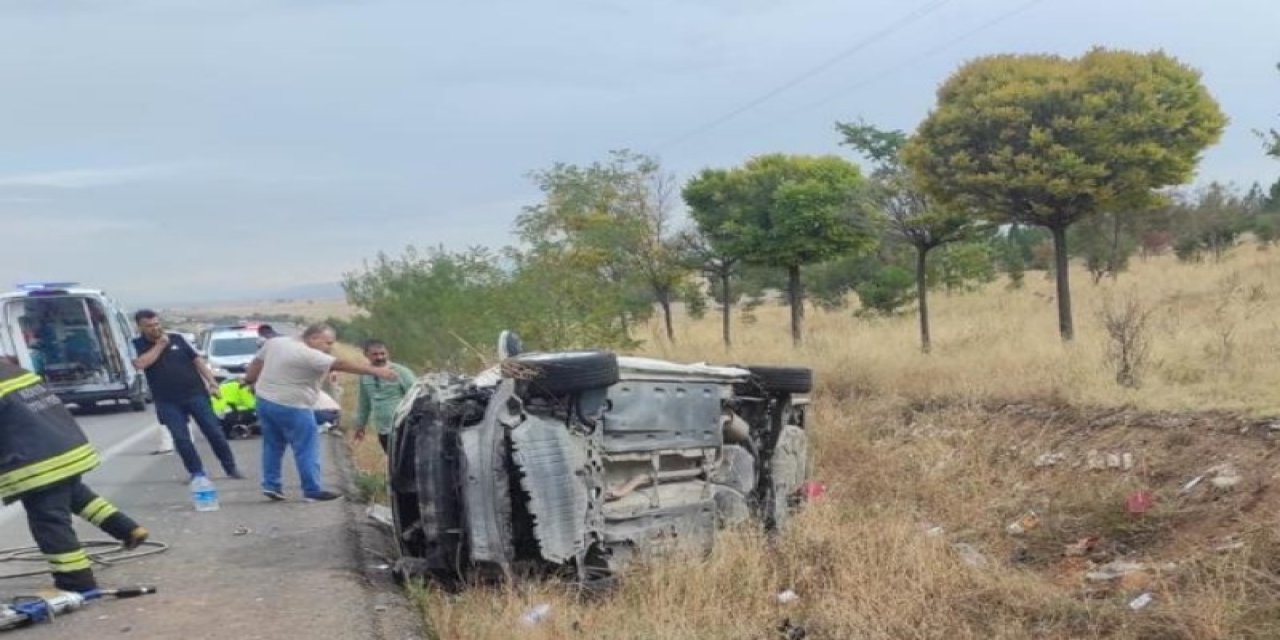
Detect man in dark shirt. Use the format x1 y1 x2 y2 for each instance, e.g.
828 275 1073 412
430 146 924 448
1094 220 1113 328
132 310 242 480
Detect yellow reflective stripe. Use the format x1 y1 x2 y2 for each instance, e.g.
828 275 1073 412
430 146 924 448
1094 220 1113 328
47 549 92 573
79 497 118 526
0 373 41 398
0 445 100 499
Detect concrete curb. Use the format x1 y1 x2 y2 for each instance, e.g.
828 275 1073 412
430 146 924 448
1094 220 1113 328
328 433 426 640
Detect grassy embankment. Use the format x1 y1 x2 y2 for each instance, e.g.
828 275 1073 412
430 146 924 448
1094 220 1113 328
345 244 1280 639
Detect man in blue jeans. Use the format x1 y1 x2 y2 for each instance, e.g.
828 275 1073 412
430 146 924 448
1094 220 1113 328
132 310 243 480
244 323 395 502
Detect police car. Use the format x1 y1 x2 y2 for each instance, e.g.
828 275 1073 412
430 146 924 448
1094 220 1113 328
197 324 264 380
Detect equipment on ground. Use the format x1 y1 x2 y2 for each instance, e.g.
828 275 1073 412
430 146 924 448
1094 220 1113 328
0 586 157 631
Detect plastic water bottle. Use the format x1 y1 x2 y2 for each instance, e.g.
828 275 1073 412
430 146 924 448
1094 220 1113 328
190 473 220 512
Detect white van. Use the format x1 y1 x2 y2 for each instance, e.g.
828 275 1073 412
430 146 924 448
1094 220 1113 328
0 283 149 410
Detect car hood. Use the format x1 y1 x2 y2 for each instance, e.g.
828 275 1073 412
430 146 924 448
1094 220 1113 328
208 354 255 368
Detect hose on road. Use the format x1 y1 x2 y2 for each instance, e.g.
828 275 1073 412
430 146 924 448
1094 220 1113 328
0 540 169 581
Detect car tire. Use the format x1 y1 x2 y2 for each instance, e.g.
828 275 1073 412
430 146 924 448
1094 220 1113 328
735 366 813 396
502 351 619 397
766 424 809 531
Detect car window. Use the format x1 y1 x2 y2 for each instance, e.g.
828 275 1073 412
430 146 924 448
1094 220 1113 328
210 337 260 357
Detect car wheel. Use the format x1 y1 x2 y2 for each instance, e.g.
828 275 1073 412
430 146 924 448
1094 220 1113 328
502 351 619 397
767 425 809 530
735 366 813 395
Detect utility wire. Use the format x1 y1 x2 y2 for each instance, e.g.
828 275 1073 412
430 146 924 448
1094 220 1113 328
777 0 1051 126
656 0 957 151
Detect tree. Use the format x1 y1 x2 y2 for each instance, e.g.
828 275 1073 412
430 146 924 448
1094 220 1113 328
1261 62 1280 160
904 48 1227 341
1166 183 1254 262
517 150 691 343
838 120 981 352
342 246 513 370
677 229 741 349
1069 212 1138 283
684 154 875 345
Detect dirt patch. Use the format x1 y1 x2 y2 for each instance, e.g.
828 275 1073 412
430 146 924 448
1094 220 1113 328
872 396 1280 627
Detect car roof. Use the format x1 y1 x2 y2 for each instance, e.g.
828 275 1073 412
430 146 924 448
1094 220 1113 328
207 328 260 339
1 286 110 301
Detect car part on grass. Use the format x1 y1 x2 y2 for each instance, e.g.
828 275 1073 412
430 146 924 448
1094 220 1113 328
767 425 810 530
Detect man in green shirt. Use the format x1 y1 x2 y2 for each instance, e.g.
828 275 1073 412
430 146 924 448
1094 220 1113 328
353 340 416 453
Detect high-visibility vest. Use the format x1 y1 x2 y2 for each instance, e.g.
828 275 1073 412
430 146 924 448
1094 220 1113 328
212 380 256 416
0 361 99 502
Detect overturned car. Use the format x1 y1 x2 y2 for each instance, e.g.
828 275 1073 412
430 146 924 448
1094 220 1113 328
386 346 813 585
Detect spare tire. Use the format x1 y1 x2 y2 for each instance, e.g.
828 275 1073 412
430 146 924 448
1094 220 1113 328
501 351 620 397
735 365 813 395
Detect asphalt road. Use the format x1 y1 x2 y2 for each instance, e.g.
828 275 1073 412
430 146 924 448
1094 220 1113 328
0 405 419 639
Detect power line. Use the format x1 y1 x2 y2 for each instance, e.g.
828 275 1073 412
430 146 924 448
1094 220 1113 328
777 0 1051 126
655 0 956 151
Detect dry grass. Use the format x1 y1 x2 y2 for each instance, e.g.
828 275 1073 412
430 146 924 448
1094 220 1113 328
349 242 1280 639
644 243 1280 415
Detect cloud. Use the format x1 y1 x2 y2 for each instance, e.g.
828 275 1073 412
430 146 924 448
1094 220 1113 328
0 165 178 189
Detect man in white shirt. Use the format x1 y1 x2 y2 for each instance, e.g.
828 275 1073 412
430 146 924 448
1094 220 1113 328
244 323 395 502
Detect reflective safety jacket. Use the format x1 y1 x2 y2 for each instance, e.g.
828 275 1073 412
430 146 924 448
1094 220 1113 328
0 360 99 503
211 379 256 416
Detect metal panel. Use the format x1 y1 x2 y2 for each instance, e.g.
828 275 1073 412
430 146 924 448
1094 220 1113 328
601 380 723 453
510 414 590 563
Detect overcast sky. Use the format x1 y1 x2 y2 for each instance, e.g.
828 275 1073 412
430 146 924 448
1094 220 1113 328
1 0 1277 306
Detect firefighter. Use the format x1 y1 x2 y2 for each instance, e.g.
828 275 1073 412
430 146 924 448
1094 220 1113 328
0 358 148 593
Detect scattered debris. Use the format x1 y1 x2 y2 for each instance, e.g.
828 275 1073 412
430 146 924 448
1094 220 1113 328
1087 450 1106 471
776 589 800 604
1126 490 1156 515
373 604 388 613
952 542 988 568
798 481 827 500
1034 452 1066 468
1006 511 1040 536
1179 475 1205 495
232 526 251 536
1128 592 1154 611
366 504 394 529
1212 535 1245 553
1209 464 1243 490
1083 450 1135 472
1064 536 1102 557
1085 560 1144 582
520 603 552 626
778 618 808 640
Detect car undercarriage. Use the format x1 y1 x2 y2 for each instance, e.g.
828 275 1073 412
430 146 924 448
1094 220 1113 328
386 350 813 587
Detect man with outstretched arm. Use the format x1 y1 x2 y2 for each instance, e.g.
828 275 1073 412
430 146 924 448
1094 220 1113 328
244 323 396 502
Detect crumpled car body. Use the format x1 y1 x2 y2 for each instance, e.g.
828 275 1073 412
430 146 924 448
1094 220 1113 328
386 351 812 585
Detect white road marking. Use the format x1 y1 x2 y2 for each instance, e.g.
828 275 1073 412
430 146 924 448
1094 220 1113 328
0 421 162 528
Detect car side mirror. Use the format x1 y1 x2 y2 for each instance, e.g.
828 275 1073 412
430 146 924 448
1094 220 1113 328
498 330 523 360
